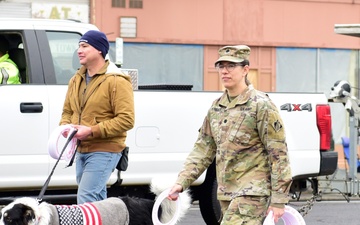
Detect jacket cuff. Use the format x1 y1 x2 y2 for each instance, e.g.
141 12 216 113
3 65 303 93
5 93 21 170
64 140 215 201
91 125 101 138
175 177 191 191
269 203 285 209
271 192 290 205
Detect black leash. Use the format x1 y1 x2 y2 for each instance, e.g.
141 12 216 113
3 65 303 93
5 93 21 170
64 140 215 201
37 128 78 202
66 139 81 168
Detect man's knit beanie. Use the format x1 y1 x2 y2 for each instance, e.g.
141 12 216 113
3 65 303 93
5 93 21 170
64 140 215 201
79 30 109 58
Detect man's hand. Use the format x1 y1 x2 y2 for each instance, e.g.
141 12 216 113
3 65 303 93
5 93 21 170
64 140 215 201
72 125 92 140
267 206 285 223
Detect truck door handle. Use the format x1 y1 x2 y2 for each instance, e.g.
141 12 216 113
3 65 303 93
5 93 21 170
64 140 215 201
20 102 43 113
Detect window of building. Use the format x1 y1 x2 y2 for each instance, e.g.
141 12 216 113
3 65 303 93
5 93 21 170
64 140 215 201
276 47 354 95
109 43 204 91
120 17 137 38
112 0 126 8
130 0 143 8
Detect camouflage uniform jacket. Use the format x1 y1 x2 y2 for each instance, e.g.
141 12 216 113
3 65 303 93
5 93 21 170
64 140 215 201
176 85 292 207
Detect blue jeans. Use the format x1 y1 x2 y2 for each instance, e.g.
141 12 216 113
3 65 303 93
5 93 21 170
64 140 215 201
75 151 121 204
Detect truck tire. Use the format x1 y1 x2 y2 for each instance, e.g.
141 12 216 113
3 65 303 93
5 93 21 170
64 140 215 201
198 161 222 225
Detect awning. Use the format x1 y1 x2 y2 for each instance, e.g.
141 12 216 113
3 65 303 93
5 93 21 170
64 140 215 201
334 24 360 38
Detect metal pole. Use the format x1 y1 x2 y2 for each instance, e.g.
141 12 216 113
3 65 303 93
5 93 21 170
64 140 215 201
349 116 358 195
357 50 360 100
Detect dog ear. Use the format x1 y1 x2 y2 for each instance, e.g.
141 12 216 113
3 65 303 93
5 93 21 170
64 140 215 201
24 209 36 223
3 211 13 225
2 203 36 225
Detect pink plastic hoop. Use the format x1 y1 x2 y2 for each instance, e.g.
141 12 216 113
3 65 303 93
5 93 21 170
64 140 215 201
48 125 77 162
263 205 306 225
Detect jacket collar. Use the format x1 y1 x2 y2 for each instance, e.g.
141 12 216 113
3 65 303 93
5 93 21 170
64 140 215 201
0 53 10 63
77 60 131 83
218 84 255 108
77 60 109 79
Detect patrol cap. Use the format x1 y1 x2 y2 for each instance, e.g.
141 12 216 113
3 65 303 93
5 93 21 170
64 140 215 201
215 45 251 65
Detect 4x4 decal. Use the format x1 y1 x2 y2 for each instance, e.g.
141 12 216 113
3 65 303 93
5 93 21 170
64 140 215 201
280 103 312 112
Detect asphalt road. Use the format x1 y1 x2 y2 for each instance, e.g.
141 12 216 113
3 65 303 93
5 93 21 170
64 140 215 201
177 202 206 225
178 199 360 225
2 197 360 224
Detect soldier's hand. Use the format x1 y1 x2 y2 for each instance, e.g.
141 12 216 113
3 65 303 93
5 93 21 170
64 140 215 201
267 206 285 223
167 184 183 201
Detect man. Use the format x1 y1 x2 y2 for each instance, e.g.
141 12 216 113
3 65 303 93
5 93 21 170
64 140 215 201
168 45 292 224
0 35 20 84
60 30 135 204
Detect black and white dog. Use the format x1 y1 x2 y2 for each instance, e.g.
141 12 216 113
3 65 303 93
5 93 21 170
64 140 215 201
0 180 191 225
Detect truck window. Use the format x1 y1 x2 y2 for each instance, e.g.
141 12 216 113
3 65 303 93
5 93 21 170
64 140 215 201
0 32 26 84
46 31 81 85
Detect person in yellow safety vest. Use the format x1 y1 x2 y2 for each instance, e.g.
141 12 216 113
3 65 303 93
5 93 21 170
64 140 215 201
0 35 21 84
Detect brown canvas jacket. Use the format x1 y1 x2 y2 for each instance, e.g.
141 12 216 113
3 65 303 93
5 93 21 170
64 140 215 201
60 61 135 153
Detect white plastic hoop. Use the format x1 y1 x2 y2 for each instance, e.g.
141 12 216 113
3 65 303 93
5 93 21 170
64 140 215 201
48 125 78 162
152 188 181 225
263 205 306 225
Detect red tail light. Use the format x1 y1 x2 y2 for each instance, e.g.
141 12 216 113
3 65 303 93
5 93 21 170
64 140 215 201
316 104 332 151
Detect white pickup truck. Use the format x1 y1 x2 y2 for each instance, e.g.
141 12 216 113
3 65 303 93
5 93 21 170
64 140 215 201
0 18 337 224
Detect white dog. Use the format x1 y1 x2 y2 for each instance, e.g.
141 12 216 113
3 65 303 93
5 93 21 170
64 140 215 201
0 179 191 225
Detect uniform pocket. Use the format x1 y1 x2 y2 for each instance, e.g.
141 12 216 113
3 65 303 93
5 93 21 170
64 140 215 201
228 111 256 145
227 112 246 143
238 196 268 218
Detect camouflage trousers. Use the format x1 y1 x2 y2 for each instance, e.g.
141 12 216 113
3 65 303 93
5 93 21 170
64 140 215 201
219 196 269 225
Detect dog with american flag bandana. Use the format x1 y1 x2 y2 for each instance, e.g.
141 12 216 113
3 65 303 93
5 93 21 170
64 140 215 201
0 179 191 225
